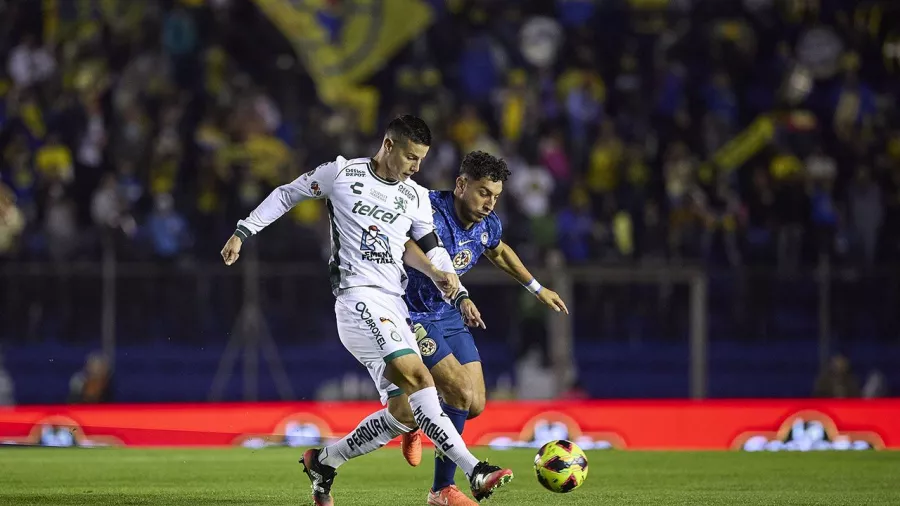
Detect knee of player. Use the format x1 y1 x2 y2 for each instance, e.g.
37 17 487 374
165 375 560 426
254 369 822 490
403 365 435 392
467 397 485 419
441 379 474 410
388 401 416 428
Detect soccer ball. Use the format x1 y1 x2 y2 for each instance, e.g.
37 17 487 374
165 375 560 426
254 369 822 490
533 440 588 493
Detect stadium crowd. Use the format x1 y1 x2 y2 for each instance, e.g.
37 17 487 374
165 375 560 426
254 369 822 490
1 0 899 271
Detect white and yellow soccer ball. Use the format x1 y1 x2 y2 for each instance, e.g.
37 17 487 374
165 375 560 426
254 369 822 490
533 439 589 493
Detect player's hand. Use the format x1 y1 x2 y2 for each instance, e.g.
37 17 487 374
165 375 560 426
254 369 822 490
430 269 460 300
537 288 569 314
459 298 486 329
221 235 243 265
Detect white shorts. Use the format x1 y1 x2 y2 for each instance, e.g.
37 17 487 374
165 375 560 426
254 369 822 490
335 287 421 404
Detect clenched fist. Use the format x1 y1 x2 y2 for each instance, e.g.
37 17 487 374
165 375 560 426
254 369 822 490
221 235 243 265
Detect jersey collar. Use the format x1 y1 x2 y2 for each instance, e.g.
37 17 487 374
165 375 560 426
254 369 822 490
367 159 399 186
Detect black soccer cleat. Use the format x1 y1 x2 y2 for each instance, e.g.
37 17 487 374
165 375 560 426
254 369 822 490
300 448 337 506
469 461 514 501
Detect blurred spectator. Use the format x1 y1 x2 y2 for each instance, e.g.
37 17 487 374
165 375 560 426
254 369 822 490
862 370 889 399
556 187 594 263
804 146 837 182
68 352 113 404
702 71 740 154
538 129 571 184
163 4 200 90
813 354 861 398
0 183 24 258
847 168 883 266
509 159 554 218
586 121 623 202
458 34 505 107
44 184 78 261
0 347 13 406
143 193 191 261
6 33 56 89
771 151 807 270
35 134 74 185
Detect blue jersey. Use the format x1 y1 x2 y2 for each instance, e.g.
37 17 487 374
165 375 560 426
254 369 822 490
404 191 503 319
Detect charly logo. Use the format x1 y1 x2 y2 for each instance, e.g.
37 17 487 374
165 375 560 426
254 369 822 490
235 413 333 449
452 249 473 270
476 411 624 451
394 196 407 213
733 411 885 452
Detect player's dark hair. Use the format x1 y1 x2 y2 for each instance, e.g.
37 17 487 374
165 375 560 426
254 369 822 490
385 115 432 147
459 151 511 182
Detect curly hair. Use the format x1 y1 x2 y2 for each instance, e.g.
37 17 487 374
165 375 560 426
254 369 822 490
385 114 432 146
459 151 511 182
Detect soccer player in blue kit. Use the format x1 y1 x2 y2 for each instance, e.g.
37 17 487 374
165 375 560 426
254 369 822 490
401 151 569 506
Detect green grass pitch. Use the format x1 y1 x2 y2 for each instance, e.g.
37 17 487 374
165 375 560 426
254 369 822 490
2 447 898 505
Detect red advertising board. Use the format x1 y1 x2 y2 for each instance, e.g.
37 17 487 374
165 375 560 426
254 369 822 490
1 400 897 451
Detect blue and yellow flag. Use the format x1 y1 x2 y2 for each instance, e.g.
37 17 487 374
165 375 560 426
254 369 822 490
254 0 434 133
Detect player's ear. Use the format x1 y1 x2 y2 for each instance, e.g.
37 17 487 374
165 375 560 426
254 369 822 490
456 175 467 193
384 137 393 153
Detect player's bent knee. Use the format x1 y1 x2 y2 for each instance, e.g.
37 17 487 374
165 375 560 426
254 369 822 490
386 353 435 393
467 397 485 419
441 378 474 410
403 365 434 392
387 395 416 429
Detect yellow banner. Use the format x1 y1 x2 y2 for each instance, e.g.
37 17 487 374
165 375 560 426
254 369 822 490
711 115 776 174
253 0 433 97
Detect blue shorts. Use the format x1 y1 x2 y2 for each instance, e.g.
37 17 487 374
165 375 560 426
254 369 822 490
412 311 481 369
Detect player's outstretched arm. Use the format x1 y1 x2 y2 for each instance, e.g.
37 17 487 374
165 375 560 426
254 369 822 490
483 240 569 314
402 239 461 300
222 161 337 265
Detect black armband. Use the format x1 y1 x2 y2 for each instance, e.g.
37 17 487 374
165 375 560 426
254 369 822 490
415 231 441 253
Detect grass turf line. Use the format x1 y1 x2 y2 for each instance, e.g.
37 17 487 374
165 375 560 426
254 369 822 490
1 447 898 505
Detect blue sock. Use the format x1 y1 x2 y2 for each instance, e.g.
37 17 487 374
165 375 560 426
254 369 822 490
432 402 469 491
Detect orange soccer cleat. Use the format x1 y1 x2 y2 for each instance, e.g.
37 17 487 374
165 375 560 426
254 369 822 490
401 429 423 467
426 485 479 506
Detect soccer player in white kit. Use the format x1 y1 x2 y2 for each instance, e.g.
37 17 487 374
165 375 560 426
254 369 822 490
220 116 513 506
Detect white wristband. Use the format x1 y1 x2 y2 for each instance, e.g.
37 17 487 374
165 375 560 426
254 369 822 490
524 278 542 295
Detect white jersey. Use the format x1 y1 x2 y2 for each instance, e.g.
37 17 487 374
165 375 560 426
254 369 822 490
236 156 440 297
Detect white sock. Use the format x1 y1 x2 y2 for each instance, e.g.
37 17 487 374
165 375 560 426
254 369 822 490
408 386 480 477
318 408 410 469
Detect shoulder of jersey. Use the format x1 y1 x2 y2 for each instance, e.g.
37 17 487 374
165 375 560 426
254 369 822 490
334 156 371 179
486 210 502 229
